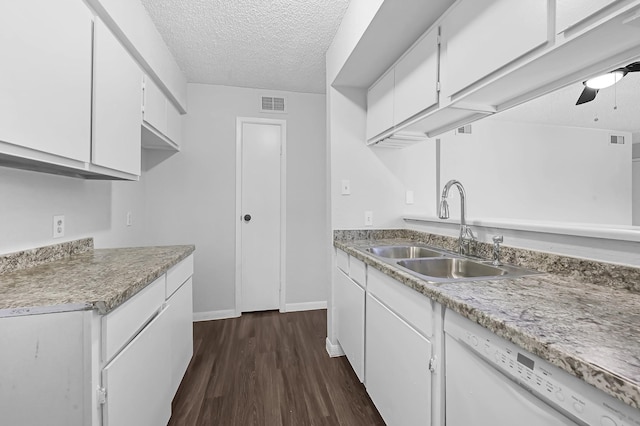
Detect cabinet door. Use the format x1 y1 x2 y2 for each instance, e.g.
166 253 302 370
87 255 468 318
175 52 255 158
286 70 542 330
92 19 142 176
394 27 439 125
167 279 194 395
143 75 168 135
0 311 88 426
166 100 183 147
366 69 395 140
335 269 365 382
102 308 172 426
442 0 547 97
556 0 620 33
0 0 92 162
366 293 432 426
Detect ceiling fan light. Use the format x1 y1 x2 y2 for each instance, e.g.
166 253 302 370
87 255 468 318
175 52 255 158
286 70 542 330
585 70 625 89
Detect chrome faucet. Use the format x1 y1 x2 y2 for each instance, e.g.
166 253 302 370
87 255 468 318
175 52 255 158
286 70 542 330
438 179 477 256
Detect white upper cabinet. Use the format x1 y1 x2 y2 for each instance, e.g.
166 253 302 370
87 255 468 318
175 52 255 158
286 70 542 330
166 100 183 147
0 0 92 162
394 27 439 125
142 75 182 150
366 69 395 141
92 19 142 176
142 76 167 135
556 0 620 33
441 0 548 98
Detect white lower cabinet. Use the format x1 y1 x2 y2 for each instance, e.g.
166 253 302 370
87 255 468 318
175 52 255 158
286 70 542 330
335 269 365 382
167 278 194 394
365 293 433 426
102 307 172 426
334 251 439 426
0 254 194 425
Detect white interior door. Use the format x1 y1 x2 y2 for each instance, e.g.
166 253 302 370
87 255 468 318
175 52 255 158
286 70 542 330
239 120 284 312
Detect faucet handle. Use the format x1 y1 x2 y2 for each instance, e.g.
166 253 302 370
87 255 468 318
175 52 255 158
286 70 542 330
492 235 503 266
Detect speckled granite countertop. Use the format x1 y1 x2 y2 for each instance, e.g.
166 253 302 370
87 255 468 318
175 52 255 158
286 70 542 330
335 232 640 410
0 244 195 317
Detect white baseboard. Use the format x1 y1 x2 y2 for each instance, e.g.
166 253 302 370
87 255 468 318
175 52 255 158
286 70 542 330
285 301 327 312
193 309 239 322
325 337 344 357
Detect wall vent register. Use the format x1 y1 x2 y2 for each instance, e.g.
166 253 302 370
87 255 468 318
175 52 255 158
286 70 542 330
261 96 287 113
610 135 625 145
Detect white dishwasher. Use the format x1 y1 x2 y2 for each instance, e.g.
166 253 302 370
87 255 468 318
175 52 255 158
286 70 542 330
444 309 640 426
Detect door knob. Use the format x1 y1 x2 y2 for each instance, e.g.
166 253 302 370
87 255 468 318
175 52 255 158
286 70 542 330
243 214 252 222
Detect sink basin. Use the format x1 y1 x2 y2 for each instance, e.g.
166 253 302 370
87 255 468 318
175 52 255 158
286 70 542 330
366 245 443 259
397 258 506 280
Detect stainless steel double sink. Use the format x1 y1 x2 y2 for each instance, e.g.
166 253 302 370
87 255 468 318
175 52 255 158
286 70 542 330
363 244 541 283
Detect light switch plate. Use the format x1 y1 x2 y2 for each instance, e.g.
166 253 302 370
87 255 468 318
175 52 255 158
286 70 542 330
341 179 351 195
406 190 414 204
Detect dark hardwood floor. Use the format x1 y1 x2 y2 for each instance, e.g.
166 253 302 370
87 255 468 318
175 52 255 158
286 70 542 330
169 309 385 426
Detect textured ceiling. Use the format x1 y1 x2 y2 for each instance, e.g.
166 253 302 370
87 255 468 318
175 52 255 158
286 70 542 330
140 0 350 94
493 67 640 133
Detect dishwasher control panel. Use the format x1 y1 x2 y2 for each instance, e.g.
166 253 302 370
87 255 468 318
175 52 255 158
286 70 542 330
445 310 640 426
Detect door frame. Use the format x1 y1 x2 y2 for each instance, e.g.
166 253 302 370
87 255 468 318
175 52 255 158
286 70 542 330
235 117 287 316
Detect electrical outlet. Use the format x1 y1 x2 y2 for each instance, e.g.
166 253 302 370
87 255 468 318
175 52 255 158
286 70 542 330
53 215 65 238
364 211 373 226
341 179 351 195
126 211 133 227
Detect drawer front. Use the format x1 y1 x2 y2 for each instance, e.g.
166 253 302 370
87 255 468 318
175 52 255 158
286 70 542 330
349 256 366 288
103 275 166 363
166 254 194 299
367 267 433 338
336 248 349 274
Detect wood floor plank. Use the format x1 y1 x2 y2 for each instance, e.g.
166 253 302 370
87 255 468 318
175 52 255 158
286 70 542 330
169 309 385 426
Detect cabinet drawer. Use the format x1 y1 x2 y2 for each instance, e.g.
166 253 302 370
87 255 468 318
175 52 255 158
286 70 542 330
367 267 433 337
102 275 166 362
336 248 349 273
166 254 194 299
349 256 366 288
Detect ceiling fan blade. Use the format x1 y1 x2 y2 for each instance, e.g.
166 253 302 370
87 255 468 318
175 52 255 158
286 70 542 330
624 61 640 73
576 86 598 105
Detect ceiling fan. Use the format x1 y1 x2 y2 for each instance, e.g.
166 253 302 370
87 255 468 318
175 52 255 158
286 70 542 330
575 61 640 105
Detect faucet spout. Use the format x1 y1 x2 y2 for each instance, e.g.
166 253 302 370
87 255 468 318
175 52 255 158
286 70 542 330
439 180 467 226
439 179 476 256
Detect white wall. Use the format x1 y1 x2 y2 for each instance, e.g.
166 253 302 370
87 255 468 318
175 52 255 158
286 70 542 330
0 166 146 254
325 0 440 346
440 119 633 226
142 84 327 317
